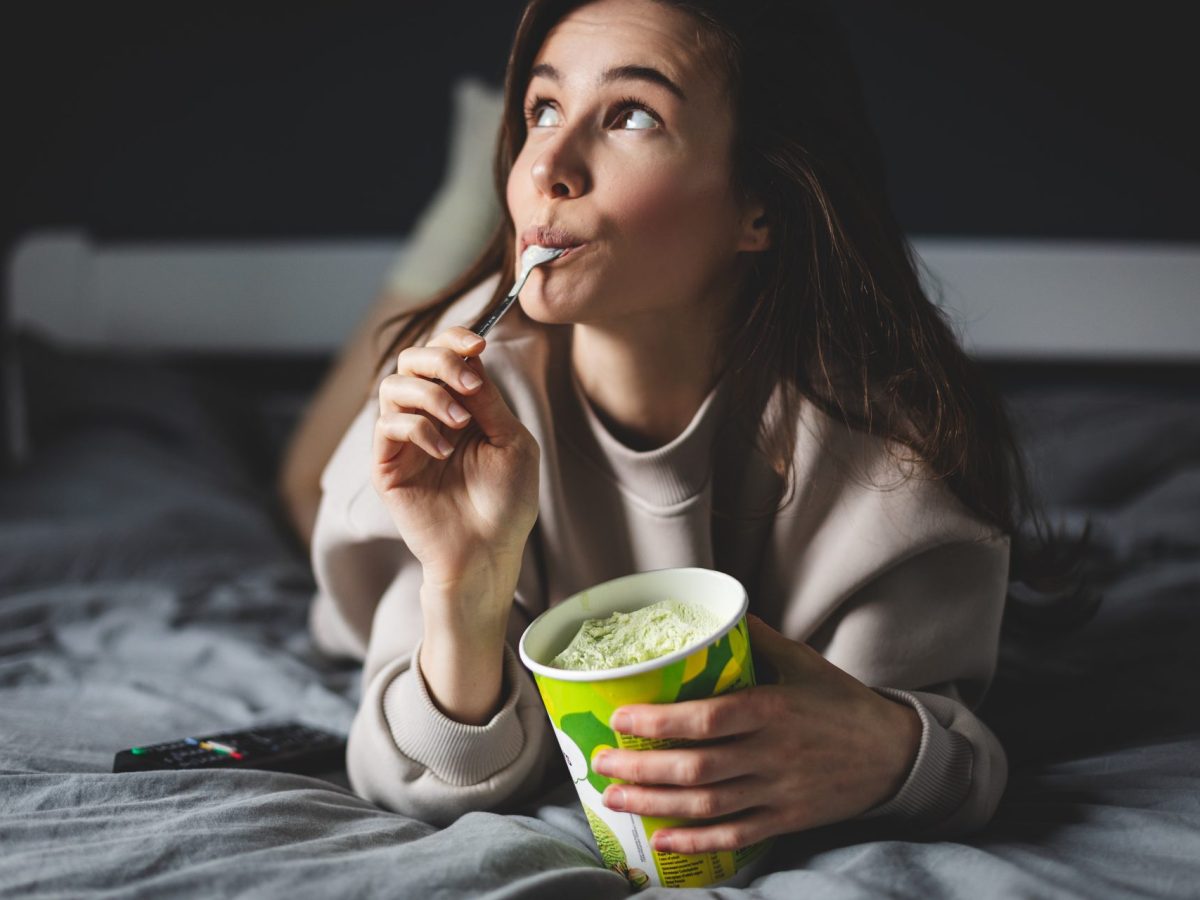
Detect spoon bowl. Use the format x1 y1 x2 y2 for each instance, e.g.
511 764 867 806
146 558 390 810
472 245 567 338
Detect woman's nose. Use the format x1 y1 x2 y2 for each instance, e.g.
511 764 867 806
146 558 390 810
530 133 590 199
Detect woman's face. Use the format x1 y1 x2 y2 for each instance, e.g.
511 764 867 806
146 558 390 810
506 0 761 329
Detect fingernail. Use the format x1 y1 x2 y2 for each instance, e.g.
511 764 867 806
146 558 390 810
461 371 483 390
654 834 674 853
448 402 471 424
604 787 625 810
610 711 631 733
592 751 612 775
436 437 454 457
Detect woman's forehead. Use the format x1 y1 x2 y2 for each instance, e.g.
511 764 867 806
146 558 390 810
531 0 715 96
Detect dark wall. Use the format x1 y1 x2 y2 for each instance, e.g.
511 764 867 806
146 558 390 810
7 1 1198 254
7 3 526 247
843 0 1199 241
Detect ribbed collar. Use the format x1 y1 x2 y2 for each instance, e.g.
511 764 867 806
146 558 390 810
546 328 732 510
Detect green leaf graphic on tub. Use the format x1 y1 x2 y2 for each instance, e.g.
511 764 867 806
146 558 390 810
560 711 617 794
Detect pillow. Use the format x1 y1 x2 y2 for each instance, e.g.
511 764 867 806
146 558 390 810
384 77 505 299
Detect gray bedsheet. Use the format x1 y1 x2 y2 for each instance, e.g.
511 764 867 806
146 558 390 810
3 339 1199 899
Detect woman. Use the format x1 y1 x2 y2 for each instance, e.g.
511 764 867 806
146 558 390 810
294 0 1081 853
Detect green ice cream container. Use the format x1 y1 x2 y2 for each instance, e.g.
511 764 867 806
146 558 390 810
518 567 772 890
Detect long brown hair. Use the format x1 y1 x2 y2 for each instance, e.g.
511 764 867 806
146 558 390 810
373 0 1095 628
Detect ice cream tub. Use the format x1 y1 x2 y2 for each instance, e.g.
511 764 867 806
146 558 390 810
518 567 772 890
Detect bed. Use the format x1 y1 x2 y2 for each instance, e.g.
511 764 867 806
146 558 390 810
3 290 1200 897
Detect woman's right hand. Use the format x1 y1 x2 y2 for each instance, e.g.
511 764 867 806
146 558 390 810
371 326 540 625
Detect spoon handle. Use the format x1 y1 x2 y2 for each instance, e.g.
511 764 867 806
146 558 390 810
472 248 565 338
472 284 521 339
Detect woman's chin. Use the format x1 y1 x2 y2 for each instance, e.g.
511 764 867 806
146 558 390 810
517 289 588 325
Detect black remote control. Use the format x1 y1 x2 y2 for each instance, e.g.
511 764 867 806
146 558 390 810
112 722 346 775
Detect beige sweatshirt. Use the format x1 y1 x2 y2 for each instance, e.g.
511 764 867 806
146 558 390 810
308 272 1010 837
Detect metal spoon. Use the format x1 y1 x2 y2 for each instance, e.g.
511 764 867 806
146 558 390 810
472 245 566 338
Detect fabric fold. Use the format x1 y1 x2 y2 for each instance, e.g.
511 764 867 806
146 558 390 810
861 687 974 828
383 642 528 787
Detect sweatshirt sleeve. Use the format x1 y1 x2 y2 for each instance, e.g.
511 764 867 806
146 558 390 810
336 544 558 826
806 535 1011 838
346 638 557 827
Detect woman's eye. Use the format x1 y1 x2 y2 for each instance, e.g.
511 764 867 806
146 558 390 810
615 106 658 130
524 97 659 130
531 103 560 127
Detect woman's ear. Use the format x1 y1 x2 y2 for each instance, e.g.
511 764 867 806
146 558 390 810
737 200 771 253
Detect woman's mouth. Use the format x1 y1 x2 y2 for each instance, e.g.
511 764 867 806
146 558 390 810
545 242 587 263
520 226 589 261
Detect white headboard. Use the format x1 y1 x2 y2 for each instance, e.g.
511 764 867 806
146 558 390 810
5 231 405 354
6 229 1199 359
915 238 1199 360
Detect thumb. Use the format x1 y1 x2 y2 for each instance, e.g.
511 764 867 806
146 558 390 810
455 357 523 443
746 614 818 684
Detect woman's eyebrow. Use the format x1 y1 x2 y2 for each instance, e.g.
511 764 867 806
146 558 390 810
530 62 687 102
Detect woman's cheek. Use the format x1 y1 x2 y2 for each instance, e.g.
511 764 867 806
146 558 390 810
619 172 726 266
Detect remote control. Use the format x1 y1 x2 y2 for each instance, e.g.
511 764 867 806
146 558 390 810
113 722 346 775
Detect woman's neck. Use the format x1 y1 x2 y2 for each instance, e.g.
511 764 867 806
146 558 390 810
570 313 723 452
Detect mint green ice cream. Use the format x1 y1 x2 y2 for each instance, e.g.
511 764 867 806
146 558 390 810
550 598 721 671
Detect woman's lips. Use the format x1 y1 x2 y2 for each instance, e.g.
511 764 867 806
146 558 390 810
520 240 589 265
520 225 588 256
547 242 587 262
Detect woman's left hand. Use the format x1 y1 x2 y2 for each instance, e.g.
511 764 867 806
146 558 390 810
593 615 922 854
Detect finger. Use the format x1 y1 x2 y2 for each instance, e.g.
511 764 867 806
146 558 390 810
601 775 763 821
389 351 518 446
611 691 768 741
425 326 486 357
380 375 473 430
394 345 484 394
592 742 756 786
374 410 454 462
444 357 525 442
649 809 780 855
